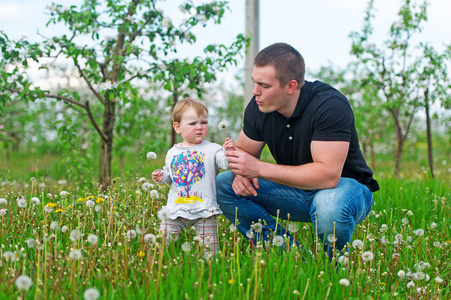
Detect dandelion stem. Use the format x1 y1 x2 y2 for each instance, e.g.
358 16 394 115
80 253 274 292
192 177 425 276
301 278 310 300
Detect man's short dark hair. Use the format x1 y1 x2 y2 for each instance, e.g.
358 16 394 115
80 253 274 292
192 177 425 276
254 43 305 89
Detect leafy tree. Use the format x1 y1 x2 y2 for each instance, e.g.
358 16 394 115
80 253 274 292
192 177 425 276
0 0 248 188
415 44 451 177
349 0 450 177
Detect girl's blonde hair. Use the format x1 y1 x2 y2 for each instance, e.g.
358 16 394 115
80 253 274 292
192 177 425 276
172 98 208 123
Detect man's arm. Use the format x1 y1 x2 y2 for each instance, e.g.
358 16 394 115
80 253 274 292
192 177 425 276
225 130 265 196
227 132 349 190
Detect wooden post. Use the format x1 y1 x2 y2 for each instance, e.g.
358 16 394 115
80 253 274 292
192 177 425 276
244 0 259 109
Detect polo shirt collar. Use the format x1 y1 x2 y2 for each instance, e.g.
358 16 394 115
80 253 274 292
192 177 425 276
290 81 313 119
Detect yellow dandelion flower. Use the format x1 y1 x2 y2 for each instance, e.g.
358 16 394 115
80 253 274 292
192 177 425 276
54 209 65 213
45 203 57 208
77 198 84 202
137 251 145 257
96 197 104 204
87 195 94 199
68 186 72 190
228 279 235 284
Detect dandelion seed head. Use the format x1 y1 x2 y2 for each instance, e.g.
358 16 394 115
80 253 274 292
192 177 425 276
17 198 27 208
395 233 404 242
61 226 69 233
142 182 153 191
252 223 263 233
146 152 157 160
352 239 363 249
150 190 159 199
218 121 228 130
126 229 137 239
287 222 299 233
246 230 254 239
143 233 156 244
60 191 69 197
0 209 7 216
70 229 82 241
3 251 16 262
229 224 237 232
50 221 59 230
272 235 284 247
339 278 350 287
31 197 40 205
0 198 7 205
26 238 35 248
157 208 169 221
407 281 415 288
398 270 406 278
69 249 82 260
193 236 203 244
327 234 337 243
86 200 95 208
83 287 100 300
338 255 349 266
181 242 192 252
135 225 146 235
87 234 98 245
413 272 425 281
15 275 32 290
361 251 374 262
435 277 444 284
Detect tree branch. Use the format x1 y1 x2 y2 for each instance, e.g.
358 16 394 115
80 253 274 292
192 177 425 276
85 101 108 142
8 88 86 109
76 64 105 105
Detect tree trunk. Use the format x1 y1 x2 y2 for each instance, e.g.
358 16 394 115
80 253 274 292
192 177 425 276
424 89 434 178
369 137 376 172
171 93 179 146
99 98 116 188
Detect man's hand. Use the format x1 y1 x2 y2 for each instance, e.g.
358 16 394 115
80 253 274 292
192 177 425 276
231 176 259 197
225 149 261 179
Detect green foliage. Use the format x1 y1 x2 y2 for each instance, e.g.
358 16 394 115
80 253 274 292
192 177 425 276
0 0 249 185
348 0 451 176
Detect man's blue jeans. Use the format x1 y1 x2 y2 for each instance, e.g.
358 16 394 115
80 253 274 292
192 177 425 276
216 171 374 256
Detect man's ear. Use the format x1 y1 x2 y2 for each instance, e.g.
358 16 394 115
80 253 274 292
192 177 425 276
173 122 181 135
287 80 298 95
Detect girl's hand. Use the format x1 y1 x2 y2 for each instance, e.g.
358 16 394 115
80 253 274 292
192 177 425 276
224 137 236 151
152 169 163 182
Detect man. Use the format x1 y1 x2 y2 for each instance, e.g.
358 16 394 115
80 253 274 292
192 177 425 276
216 43 379 257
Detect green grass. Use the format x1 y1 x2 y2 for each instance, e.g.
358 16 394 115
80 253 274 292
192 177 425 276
0 156 450 299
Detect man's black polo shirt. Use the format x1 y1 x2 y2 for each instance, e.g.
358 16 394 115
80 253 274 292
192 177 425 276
243 80 379 192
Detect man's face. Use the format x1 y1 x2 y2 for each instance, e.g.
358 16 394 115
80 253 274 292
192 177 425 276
251 65 291 116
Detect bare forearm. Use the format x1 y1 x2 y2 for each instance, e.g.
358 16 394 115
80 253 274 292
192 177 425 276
256 160 340 190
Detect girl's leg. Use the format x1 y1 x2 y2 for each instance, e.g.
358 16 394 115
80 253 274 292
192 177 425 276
193 216 219 255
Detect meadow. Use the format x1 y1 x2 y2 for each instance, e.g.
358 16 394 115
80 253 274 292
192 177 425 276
0 155 450 299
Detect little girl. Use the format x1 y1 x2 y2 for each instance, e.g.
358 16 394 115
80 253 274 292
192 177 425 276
152 98 235 255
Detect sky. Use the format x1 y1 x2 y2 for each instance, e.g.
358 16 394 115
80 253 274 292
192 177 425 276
1 0 450 86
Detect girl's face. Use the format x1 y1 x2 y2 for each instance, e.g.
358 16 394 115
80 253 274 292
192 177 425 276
173 107 208 147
